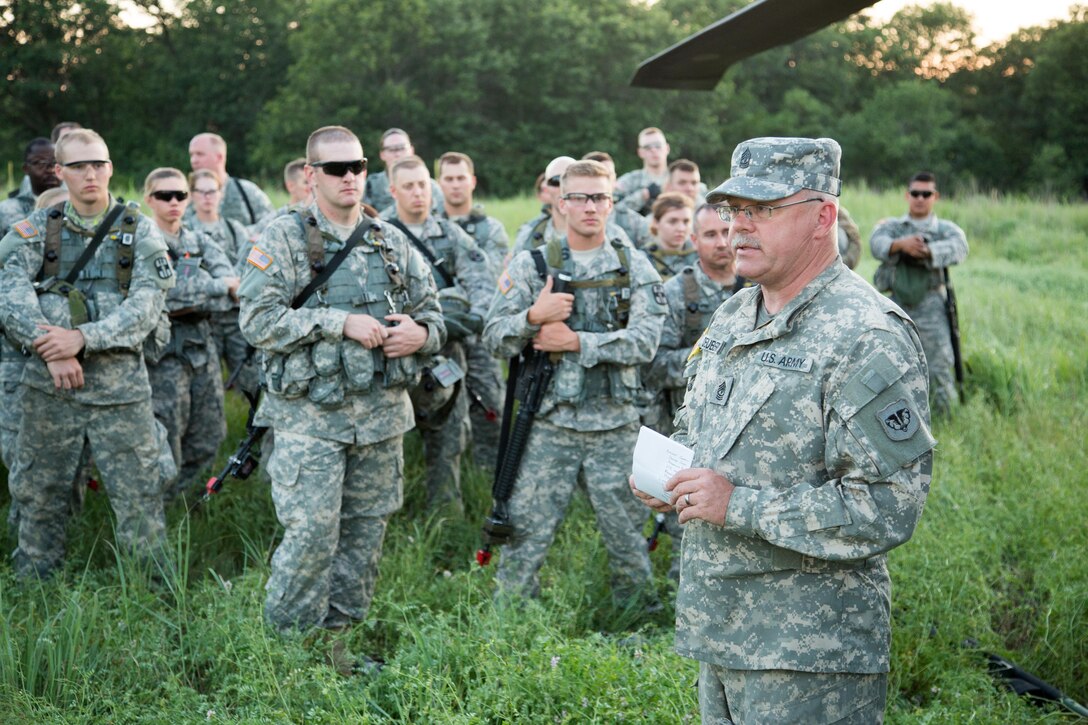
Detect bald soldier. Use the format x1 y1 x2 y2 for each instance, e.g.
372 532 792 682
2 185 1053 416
634 138 934 724
186 132 275 233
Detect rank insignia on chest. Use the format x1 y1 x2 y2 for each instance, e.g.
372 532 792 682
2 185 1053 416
878 399 919 441
709 376 733 406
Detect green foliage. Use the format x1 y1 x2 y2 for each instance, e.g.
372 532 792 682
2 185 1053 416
1 188 1086 722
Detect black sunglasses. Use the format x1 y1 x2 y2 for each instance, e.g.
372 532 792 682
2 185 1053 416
311 159 367 177
150 190 189 202
546 175 561 187
909 189 934 199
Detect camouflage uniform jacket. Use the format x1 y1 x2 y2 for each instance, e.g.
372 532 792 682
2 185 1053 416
0 201 174 404
642 240 699 282
442 206 509 279
379 210 495 320
643 262 740 397
483 236 666 432
365 171 445 215
610 204 651 249
0 185 36 233
614 168 668 214
237 206 445 444
673 260 935 673
161 228 237 366
189 217 251 272
869 213 968 283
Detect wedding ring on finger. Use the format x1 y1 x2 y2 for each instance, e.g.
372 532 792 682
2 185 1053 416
684 494 692 506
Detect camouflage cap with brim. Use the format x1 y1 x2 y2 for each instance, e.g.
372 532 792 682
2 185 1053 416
706 137 842 204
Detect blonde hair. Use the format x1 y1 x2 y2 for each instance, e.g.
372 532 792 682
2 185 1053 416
559 160 611 194
389 155 427 184
143 167 188 196
54 129 108 164
188 168 220 190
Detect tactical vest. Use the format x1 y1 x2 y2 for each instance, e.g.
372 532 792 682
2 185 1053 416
534 236 642 403
456 209 490 247
263 212 417 407
40 200 140 299
644 242 694 281
679 268 749 349
417 218 463 291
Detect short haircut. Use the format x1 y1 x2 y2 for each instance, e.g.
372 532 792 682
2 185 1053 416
143 167 187 196
668 159 699 176
910 171 937 187
306 125 360 164
24 137 53 160
691 203 718 233
560 160 611 193
188 168 220 190
582 150 614 165
50 122 82 143
639 127 665 142
651 191 694 221
283 157 307 184
191 132 227 153
54 129 107 164
389 155 428 183
438 151 474 175
35 187 68 210
381 128 410 146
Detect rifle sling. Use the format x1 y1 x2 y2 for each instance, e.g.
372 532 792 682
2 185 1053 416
63 203 126 285
387 218 455 288
291 220 374 310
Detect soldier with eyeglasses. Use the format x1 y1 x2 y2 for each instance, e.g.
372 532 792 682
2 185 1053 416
0 139 60 232
615 127 671 215
0 129 176 579
362 128 444 215
632 138 934 724
484 159 666 612
870 172 968 416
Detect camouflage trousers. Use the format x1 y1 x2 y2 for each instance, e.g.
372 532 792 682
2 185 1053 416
148 351 227 500
464 341 504 474
9 387 167 579
264 430 404 633
412 344 470 512
495 420 654 602
698 663 887 724
900 291 956 416
211 308 258 395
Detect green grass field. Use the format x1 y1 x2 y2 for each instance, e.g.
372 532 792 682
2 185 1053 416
0 187 1085 723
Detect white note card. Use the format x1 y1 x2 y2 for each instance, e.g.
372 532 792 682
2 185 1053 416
632 426 694 504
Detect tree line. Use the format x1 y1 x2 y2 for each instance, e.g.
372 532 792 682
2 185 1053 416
2 0 1086 198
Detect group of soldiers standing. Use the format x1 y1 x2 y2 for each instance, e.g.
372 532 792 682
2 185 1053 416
0 121 964 689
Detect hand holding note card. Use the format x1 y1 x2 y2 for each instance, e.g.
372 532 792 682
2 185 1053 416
632 426 694 504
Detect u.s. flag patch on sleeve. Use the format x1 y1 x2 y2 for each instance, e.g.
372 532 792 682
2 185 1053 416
247 246 273 271
13 219 38 239
497 269 514 295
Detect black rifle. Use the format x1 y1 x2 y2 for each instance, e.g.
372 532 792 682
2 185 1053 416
189 389 266 512
943 267 964 399
646 512 667 552
225 345 256 391
984 651 1088 717
476 273 570 566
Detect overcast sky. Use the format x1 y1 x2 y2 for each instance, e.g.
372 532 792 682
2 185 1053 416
867 0 1079 44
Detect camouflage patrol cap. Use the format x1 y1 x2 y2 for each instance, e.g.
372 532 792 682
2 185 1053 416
706 137 841 204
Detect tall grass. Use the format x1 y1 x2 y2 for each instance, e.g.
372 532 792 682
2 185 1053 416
0 187 1084 722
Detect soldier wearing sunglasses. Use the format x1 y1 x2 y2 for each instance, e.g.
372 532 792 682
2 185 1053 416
0 129 176 579
870 171 968 416
237 127 445 659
